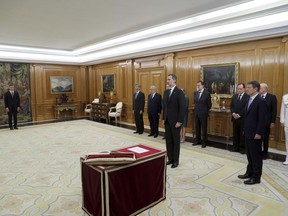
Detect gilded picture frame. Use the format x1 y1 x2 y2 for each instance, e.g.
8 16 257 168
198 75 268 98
200 63 239 98
101 74 115 93
50 76 73 94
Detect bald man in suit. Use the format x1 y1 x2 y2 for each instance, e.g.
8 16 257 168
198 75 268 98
259 83 277 159
147 85 162 138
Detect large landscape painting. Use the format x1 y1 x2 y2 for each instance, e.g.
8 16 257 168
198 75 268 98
50 76 73 93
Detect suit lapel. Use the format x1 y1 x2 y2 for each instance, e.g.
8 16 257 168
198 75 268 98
246 95 259 114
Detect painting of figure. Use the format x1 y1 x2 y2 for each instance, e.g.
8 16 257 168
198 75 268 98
200 63 239 97
102 74 115 93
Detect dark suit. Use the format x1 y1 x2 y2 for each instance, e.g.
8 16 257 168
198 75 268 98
262 93 277 156
244 95 269 181
162 86 185 164
230 93 249 151
194 89 212 145
133 91 145 133
4 91 20 128
148 93 162 136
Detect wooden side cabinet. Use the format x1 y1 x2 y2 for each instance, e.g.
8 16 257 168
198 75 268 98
191 108 232 140
208 109 232 139
91 103 115 123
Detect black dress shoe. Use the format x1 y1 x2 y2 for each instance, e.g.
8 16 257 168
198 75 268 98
154 134 158 138
201 145 206 148
171 163 179 168
192 142 201 146
133 131 139 134
148 134 154 136
166 160 173 165
162 137 166 140
14 127 18 129
231 148 240 152
238 173 251 179
10 127 14 130
139 132 143 135
244 178 260 185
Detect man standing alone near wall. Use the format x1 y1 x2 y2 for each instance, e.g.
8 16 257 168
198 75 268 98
4 83 20 130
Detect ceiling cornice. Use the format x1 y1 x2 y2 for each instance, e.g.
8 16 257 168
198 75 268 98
0 0 287 65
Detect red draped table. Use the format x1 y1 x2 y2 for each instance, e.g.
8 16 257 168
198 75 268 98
81 144 167 216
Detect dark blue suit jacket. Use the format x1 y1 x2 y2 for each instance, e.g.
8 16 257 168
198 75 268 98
4 91 20 110
133 91 145 112
244 94 269 139
148 93 162 115
230 93 249 120
162 86 185 126
194 89 212 118
264 93 277 124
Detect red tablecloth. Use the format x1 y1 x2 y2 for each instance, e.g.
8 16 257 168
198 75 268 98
81 144 166 216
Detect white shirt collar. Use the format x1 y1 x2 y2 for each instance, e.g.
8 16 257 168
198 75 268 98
170 85 176 92
250 93 258 101
262 92 267 97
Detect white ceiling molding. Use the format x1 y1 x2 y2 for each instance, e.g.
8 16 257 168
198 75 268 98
0 0 287 65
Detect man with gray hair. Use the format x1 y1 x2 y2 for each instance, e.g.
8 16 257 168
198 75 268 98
259 83 277 159
148 85 162 138
133 83 145 134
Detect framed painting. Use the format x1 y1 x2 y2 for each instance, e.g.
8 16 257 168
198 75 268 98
50 76 73 94
200 63 239 98
101 74 115 93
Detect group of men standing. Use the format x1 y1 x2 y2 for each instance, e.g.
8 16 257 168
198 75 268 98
230 82 277 157
132 76 288 185
133 74 186 168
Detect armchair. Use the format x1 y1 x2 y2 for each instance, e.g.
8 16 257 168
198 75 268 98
84 104 92 115
108 102 123 124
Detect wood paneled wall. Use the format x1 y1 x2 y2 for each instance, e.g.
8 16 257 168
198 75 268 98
30 64 87 121
30 36 288 150
172 37 286 150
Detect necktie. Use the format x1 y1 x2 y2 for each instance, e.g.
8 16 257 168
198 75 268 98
247 97 252 109
169 89 173 98
237 94 241 102
197 91 201 101
262 95 265 98
135 93 138 99
11 92 14 97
